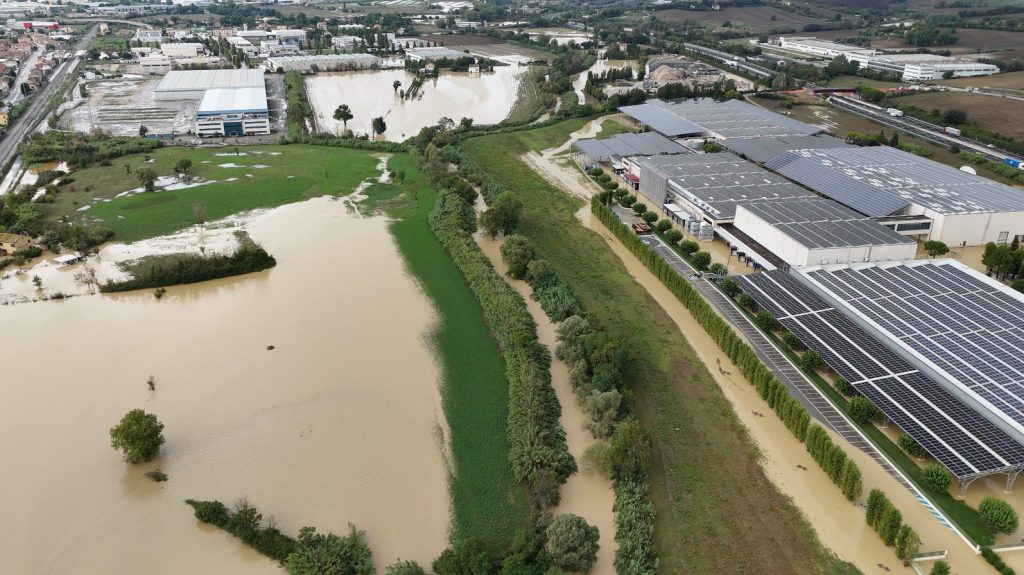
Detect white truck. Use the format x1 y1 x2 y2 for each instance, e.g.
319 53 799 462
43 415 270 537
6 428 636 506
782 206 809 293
944 126 962 137
886 108 904 117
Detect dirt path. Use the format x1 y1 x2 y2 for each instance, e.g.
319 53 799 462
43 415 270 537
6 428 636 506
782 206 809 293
520 117 609 203
472 220 617 574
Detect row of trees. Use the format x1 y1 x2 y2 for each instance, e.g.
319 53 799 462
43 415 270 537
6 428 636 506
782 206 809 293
866 490 921 560
806 425 864 501
100 241 277 292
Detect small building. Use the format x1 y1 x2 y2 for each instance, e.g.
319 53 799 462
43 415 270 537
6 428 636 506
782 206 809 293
53 252 83 266
134 29 164 44
0 232 30 255
273 29 306 46
733 197 917 268
571 132 687 168
160 42 205 59
331 35 363 50
139 55 172 75
195 87 270 137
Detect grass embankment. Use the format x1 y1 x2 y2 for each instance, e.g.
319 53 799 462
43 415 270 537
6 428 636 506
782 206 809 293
594 118 635 140
506 69 550 125
54 145 380 242
461 120 858 574
357 154 529 546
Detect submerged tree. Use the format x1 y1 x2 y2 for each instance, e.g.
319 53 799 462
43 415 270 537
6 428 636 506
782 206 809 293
136 167 158 192
333 104 353 133
372 116 387 136
110 409 165 464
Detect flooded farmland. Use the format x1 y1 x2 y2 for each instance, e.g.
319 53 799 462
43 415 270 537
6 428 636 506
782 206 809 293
306 66 523 140
0 196 451 573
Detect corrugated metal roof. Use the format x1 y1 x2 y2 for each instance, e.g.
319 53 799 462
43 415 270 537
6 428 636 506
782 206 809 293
646 98 821 139
197 87 268 114
721 134 851 164
574 132 687 160
738 197 914 249
618 103 705 137
767 151 911 217
155 69 265 93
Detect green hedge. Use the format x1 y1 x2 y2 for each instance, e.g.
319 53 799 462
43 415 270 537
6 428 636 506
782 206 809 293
100 243 276 292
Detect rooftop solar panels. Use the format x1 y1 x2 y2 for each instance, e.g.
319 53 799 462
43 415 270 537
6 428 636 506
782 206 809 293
620 98 821 140
573 132 688 161
798 260 1024 439
648 152 815 221
736 270 1024 479
767 146 1024 216
738 197 914 250
721 134 851 164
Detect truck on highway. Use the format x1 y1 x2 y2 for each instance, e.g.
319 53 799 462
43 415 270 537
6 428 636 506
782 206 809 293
886 108 904 117
944 126 962 137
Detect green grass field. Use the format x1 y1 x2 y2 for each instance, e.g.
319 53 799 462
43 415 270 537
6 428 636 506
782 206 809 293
595 117 636 140
462 120 858 574
825 75 909 89
49 145 381 242
358 155 528 547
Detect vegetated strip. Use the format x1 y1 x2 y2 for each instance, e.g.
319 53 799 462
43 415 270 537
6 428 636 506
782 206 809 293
360 154 530 545
499 234 657 573
591 197 924 565
457 120 854 574
100 240 276 292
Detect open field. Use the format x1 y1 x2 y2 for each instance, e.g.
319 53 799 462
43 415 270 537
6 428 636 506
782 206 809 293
462 120 856 574
49 145 380 241
444 37 550 63
870 28 1024 61
359 155 528 546
656 6 823 31
824 74 909 89
939 70 1024 92
895 91 1024 139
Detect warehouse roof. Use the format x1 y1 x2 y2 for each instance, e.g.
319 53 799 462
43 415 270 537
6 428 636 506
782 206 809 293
155 69 265 93
618 102 704 137
654 152 815 221
406 46 468 60
197 87 268 115
767 146 1024 216
721 134 850 164
738 197 914 249
574 132 687 160
625 98 821 139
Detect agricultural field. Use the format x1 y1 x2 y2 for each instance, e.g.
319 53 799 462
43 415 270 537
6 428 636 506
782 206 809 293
895 91 1024 139
443 35 550 63
656 6 826 31
869 28 1024 62
461 120 858 575
42 145 381 242
824 74 909 89
939 70 1024 91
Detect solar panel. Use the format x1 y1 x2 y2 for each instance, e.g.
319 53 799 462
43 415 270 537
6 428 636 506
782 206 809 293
736 270 1024 479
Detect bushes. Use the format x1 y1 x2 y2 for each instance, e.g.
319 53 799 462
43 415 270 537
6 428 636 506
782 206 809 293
782 332 804 351
799 349 823 371
865 489 904 545
284 70 312 139
678 240 699 256
691 251 711 271
922 464 951 494
285 525 374 575
805 424 862 500
525 259 583 321
185 499 299 563
834 375 857 398
545 514 600 572
894 524 920 561
978 497 1020 535
754 310 777 332
848 396 882 425
501 235 534 279
897 432 928 458
429 185 574 507
981 546 1016 575
100 242 276 292
663 229 683 245
613 479 658 575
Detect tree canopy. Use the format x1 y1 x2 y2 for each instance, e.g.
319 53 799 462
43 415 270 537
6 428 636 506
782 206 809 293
110 409 165 464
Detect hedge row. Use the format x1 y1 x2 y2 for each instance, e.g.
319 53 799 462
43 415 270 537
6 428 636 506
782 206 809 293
866 490 914 551
524 259 584 322
428 185 575 506
100 242 276 292
613 479 658 575
588 199 931 560
185 499 298 563
981 546 1017 575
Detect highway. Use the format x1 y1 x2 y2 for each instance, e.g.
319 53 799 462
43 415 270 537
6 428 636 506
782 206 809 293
0 25 97 173
827 94 1014 163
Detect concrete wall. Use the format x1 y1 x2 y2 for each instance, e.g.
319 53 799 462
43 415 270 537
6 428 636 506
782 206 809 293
929 211 1024 247
637 163 669 206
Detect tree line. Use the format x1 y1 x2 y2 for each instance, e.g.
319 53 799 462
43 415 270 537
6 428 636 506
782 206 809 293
100 241 276 292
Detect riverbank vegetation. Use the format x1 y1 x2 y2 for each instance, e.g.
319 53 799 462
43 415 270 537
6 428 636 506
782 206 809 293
456 118 856 573
100 239 276 292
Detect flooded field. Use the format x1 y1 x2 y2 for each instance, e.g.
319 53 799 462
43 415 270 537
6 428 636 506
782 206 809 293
0 196 451 573
306 67 523 140
66 77 192 136
572 58 637 102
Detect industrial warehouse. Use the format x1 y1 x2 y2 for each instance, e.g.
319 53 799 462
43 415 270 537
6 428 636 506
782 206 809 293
150 69 272 137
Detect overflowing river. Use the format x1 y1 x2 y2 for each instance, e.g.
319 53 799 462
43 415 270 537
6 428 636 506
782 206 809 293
306 67 522 141
0 196 451 573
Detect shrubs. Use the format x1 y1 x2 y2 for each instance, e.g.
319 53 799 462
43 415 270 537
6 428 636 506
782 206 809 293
545 514 600 572
285 525 374 575
479 191 523 239
782 332 804 351
525 259 583 321
691 250 711 271
678 240 699 256
866 489 904 545
922 464 951 493
109 409 165 464
613 479 658 574
663 229 683 245
720 278 739 297
978 497 1020 535
631 202 648 217
848 396 883 424
655 219 672 233
799 349 823 371
929 560 950 575
980 546 1016 575
897 432 928 458
805 424 862 500
386 560 426 575
894 524 921 561
185 499 299 563
754 310 777 332
500 235 535 279
101 242 276 292
834 375 857 397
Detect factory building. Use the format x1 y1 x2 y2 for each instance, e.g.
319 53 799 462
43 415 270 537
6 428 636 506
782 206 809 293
620 98 821 140
160 42 205 58
195 87 270 137
154 69 266 100
777 36 877 59
405 47 469 62
847 52 999 81
265 53 379 72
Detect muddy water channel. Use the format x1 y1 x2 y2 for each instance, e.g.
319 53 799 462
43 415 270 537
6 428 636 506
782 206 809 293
0 197 450 574
306 67 522 141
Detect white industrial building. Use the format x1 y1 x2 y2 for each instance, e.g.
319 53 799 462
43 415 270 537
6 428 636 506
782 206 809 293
195 87 270 137
777 36 877 59
274 29 306 45
847 52 999 81
160 42 205 58
265 53 379 72
405 47 468 62
154 69 266 100
733 197 917 267
766 146 1024 246
331 35 363 50
134 29 164 44
139 55 172 74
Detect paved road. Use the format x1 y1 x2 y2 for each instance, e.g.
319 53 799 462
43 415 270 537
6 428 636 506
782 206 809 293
636 233 969 544
0 25 97 171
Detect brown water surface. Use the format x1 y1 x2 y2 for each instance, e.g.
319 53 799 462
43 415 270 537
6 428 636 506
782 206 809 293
0 196 450 574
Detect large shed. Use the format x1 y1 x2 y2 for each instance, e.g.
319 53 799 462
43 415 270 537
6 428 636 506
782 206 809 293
154 69 266 100
571 132 687 166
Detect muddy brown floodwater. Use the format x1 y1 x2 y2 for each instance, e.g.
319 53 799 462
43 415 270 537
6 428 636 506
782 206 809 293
0 196 451 574
306 67 522 141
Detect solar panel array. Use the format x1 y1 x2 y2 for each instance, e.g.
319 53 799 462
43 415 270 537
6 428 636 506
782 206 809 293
574 132 687 161
801 262 1024 434
651 152 815 220
721 134 851 164
649 98 822 139
739 197 914 249
618 103 705 137
736 270 1024 479
768 146 1024 215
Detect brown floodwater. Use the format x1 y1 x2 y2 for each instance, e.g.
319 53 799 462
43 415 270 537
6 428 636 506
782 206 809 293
0 196 451 573
305 67 522 141
474 231 617 574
